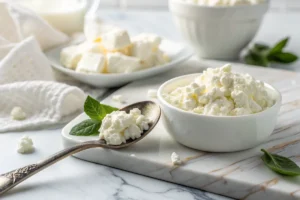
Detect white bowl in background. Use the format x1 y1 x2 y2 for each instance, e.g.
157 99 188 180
157 74 281 152
46 39 193 88
169 0 269 60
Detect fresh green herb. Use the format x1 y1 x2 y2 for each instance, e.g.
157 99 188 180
84 96 118 121
244 37 298 67
268 37 289 55
70 96 118 136
261 149 300 176
70 119 101 136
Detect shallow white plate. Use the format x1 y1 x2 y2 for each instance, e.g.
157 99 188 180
46 39 193 88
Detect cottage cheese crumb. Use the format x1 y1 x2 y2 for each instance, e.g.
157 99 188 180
112 95 125 103
164 64 275 116
17 135 34 154
11 107 26 120
171 152 182 165
147 89 157 98
99 108 150 145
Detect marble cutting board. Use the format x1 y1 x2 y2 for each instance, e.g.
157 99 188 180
62 59 300 200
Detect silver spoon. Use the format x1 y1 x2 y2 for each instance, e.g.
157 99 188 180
0 101 161 195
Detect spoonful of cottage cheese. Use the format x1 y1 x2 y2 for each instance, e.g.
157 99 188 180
99 108 151 145
164 64 275 116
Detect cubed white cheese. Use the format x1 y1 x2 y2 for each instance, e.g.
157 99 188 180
77 41 103 54
60 45 82 69
17 135 34 154
131 40 153 60
153 50 169 66
76 52 106 73
101 29 131 50
132 33 162 50
84 20 120 41
11 106 26 120
106 52 143 73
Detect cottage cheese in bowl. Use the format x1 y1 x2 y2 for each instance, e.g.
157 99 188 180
164 64 274 116
158 64 281 152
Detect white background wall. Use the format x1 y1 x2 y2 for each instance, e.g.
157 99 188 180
99 0 300 12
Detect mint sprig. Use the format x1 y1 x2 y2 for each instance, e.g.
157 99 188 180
70 119 101 136
70 96 118 136
244 37 298 67
84 96 118 120
261 149 300 176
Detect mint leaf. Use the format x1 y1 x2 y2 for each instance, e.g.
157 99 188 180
268 52 298 63
84 96 118 120
261 149 300 176
70 119 101 136
269 37 289 55
254 43 270 52
244 51 269 67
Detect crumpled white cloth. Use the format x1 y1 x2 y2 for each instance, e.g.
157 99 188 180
0 1 69 50
0 2 88 132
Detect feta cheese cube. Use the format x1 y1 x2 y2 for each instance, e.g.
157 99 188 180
60 45 82 69
132 33 162 50
101 29 131 51
131 40 152 60
76 52 106 73
77 41 103 54
84 20 120 41
153 50 169 66
106 53 143 73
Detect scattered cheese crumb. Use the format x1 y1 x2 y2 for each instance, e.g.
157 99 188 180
147 89 157 98
11 106 26 120
112 95 125 103
171 152 183 165
17 135 34 154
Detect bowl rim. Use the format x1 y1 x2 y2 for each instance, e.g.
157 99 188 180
157 73 282 119
169 0 270 9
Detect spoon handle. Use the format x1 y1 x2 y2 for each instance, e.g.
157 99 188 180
0 141 102 195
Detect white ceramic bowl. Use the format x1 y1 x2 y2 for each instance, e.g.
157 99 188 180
169 0 269 60
46 39 193 88
157 74 281 152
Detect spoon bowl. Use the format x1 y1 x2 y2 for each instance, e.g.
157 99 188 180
0 101 161 195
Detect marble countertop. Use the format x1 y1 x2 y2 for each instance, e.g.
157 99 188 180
1 9 299 200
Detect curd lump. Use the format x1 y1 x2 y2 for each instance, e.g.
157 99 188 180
99 108 150 145
17 135 34 154
164 64 275 116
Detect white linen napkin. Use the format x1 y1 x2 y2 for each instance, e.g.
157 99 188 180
0 36 86 132
0 2 103 132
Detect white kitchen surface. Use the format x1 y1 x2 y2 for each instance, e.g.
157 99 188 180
1 9 300 200
62 60 300 200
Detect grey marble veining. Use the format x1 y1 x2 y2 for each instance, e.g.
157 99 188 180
62 58 300 200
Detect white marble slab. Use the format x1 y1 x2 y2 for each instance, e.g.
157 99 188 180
62 58 300 200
